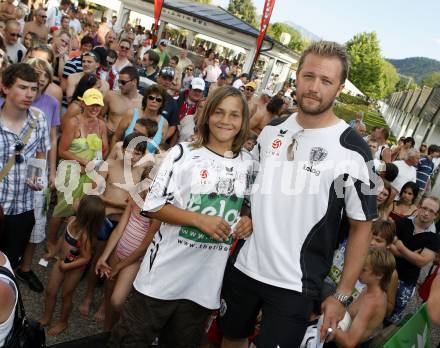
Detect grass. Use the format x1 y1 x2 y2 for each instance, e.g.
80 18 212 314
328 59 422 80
334 103 396 143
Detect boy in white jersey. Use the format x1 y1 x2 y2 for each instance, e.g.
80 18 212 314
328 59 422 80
108 86 255 347
219 41 377 347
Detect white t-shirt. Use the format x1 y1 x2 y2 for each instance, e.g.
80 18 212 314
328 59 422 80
374 144 389 160
69 18 82 34
6 42 26 63
0 253 17 347
235 114 377 296
135 143 255 309
391 160 417 193
232 78 244 89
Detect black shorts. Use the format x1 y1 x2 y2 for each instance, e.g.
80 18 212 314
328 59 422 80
108 290 212 348
218 263 313 348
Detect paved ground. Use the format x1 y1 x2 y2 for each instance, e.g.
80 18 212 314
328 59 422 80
21 244 106 346
19 244 440 347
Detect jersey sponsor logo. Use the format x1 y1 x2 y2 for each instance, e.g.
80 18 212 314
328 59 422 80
180 193 243 245
272 139 282 149
302 147 328 176
278 129 288 137
200 169 208 179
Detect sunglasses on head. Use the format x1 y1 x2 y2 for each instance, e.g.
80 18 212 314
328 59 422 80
118 79 133 86
15 141 25 164
148 95 163 103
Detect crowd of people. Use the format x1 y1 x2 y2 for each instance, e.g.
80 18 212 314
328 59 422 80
0 1 439 348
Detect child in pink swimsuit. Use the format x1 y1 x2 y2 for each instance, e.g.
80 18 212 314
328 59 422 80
95 167 160 330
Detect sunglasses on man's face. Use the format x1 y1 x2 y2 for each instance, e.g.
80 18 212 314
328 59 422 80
118 79 133 86
148 95 163 103
119 46 130 51
245 87 255 92
9 33 20 38
186 67 193 71
40 15 47 18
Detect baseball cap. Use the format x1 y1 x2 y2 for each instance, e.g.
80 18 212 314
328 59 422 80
159 66 175 79
79 88 104 106
159 39 168 46
245 81 257 90
191 77 205 91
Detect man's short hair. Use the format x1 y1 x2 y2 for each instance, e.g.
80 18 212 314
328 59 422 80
297 40 349 84
5 19 19 30
61 15 69 23
60 0 71 6
80 35 94 47
2 63 38 88
406 148 419 158
145 49 160 66
120 65 139 84
170 55 179 64
420 196 440 213
119 38 131 46
428 144 440 155
266 97 284 114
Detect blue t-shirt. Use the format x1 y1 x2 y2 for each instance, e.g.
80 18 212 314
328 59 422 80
416 156 434 190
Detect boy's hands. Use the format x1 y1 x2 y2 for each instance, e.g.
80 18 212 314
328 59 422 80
195 215 231 242
231 216 252 239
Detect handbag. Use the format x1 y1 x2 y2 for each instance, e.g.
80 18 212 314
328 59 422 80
0 266 46 348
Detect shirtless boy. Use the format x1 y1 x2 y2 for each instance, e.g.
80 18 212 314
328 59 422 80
103 66 143 141
79 133 148 320
326 248 395 348
249 96 286 135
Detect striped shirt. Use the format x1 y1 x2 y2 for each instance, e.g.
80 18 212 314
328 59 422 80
62 56 83 79
416 156 434 191
0 107 50 215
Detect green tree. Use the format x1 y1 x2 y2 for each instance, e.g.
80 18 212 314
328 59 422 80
395 75 418 91
346 32 384 99
421 71 440 87
382 60 400 97
228 0 257 27
268 22 309 53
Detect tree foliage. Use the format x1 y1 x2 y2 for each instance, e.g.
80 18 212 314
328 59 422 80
421 71 440 87
227 0 257 27
268 22 309 53
346 32 399 100
395 76 418 92
388 57 440 83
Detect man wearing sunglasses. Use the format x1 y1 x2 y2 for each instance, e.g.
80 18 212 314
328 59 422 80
243 81 258 118
219 41 377 347
66 50 109 103
23 9 49 42
104 66 143 141
0 64 50 278
4 20 26 63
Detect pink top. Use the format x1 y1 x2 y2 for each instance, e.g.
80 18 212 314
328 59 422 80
116 206 151 260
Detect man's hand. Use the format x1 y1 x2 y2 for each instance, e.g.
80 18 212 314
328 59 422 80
320 296 346 341
195 215 230 242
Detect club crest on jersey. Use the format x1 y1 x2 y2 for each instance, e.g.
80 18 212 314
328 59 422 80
266 138 283 157
200 169 208 179
303 147 328 176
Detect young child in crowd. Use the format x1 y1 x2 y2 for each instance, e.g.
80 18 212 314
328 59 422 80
39 195 105 336
78 133 149 320
324 219 398 307
243 131 258 152
108 86 255 347
325 248 396 348
95 166 157 330
107 119 158 160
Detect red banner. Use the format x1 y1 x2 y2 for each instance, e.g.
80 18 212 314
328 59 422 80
153 0 164 44
253 0 276 66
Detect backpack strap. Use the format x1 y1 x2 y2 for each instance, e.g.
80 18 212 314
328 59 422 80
0 266 26 320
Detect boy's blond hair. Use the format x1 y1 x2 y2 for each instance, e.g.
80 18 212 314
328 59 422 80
366 248 395 292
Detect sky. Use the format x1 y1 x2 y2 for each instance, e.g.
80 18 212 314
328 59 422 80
213 0 440 61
